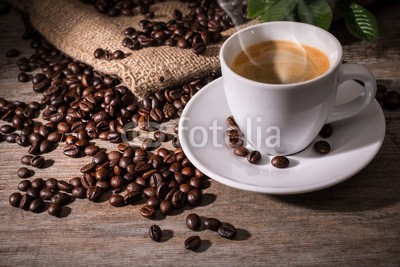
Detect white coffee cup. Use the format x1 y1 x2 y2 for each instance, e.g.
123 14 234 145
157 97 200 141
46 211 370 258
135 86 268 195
220 21 377 156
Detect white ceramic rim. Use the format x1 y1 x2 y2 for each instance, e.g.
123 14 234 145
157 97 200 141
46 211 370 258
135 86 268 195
219 21 343 91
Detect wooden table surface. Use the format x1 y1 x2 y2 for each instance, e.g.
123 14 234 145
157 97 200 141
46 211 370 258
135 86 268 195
1 1 399 266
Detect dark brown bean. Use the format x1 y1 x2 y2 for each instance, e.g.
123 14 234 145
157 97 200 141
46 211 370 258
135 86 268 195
48 202 62 217
17 167 32 178
149 225 162 242
19 194 33 210
187 188 202 206
51 192 71 206
271 156 290 168
31 155 46 168
184 235 201 250
247 151 261 164
21 155 33 165
140 204 156 218
45 178 59 191
87 186 102 201
314 140 331 154
109 194 125 207
204 218 222 231
9 192 22 207
234 146 249 157
218 223 237 239
186 213 201 230
29 198 45 213
39 188 53 200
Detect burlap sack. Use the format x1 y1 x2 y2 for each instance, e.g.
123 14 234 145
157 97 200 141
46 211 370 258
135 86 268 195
7 0 255 99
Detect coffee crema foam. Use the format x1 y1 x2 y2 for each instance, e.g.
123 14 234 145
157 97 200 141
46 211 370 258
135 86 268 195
230 40 330 84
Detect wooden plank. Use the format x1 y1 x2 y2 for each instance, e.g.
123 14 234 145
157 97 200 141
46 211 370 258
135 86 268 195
0 1 399 266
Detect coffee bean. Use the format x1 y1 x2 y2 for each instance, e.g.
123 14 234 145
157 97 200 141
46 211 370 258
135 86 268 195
186 213 201 231
149 225 162 242
187 188 202 206
47 131 63 142
17 167 32 178
58 180 74 192
247 150 261 164
26 187 40 199
160 199 173 215
9 192 22 207
18 72 30 83
5 133 18 143
87 186 102 201
40 140 54 153
124 191 142 204
48 202 62 217
271 156 290 169
193 43 206 54
112 50 125 60
31 155 46 168
171 190 186 208
140 204 156 218
28 141 40 155
6 49 19 57
72 186 86 199
0 124 14 134
204 218 222 231
80 162 97 173
63 144 80 158
29 198 45 213
94 48 104 59
51 192 71 206
45 178 59 191
218 223 237 239
17 180 31 191
19 194 33 210
39 188 53 200
319 124 333 138
314 140 331 154
234 146 249 157
153 130 166 142
142 138 160 151
184 235 201 250
109 194 125 207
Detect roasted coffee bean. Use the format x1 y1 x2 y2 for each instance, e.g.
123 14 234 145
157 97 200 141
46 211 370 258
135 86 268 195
19 194 33 210
112 50 125 59
247 151 261 164
39 188 53 200
80 162 97 173
143 187 156 198
186 213 201 231
63 144 80 158
65 135 78 145
107 150 122 162
9 192 22 207
45 178 59 191
21 155 33 165
84 145 100 156
142 138 160 151
47 131 64 142
227 116 239 129
314 140 331 154
72 186 86 199
28 141 40 155
18 72 30 83
58 180 74 192
39 140 54 153
204 218 222 231
6 48 20 57
5 133 18 143
147 196 160 208
87 186 102 201
26 187 40 199
218 223 237 239
94 48 104 59
184 235 201 250
171 190 186 208
159 199 173 215
48 202 62 217
271 156 290 169
193 42 206 54
17 180 31 191
149 225 162 242
110 175 125 189
17 167 32 178
31 155 46 168
69 177 82 187
140 204 156 218
124 191 142 204
234 146 249 157
228 137 242 148
187 189 202 206
109 194 125 207
51 192 71 206
0 124 14 134
319 124 333 138
29 198 45 213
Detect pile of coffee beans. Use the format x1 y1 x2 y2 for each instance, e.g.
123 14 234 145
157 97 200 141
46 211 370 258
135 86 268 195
121 0 247 54
2 14 221 218
79 0 158 17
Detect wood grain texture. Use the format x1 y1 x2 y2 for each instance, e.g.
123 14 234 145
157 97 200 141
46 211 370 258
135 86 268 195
0 1 399 266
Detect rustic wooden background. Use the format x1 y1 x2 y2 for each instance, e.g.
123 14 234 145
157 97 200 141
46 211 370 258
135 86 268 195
0 1 399 266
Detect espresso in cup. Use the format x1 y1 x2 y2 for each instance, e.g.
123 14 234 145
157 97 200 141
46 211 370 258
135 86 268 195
230 40 330 84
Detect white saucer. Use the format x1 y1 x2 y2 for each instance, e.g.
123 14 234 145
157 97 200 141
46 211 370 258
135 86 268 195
179 78 386 194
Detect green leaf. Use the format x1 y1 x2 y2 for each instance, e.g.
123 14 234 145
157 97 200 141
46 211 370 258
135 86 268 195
247 0 277 19
298 0 332 30
260 0 299 22
340 2 379 42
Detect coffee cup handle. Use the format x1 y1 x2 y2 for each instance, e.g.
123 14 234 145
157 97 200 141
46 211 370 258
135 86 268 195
326 64 377 123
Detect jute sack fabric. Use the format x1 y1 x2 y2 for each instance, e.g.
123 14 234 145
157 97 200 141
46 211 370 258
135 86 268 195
11 0 256 99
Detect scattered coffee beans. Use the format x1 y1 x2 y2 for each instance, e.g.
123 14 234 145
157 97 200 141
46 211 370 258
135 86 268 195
149 224 162 242
271 156 290 169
